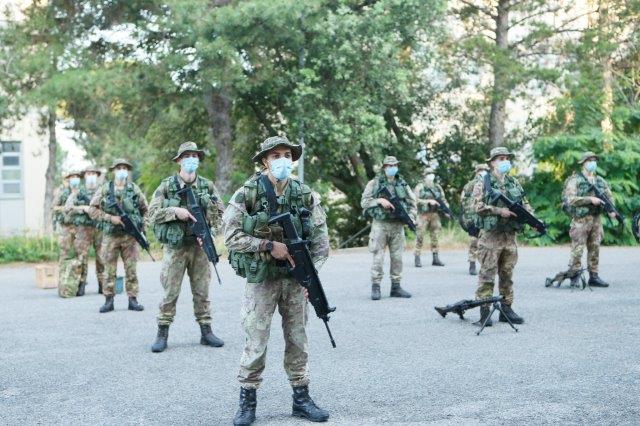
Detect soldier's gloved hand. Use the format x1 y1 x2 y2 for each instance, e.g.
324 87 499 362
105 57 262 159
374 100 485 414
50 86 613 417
173 207 197 222
590 197 604 206
110 215 123 226
377 198 395 210
499 208 517 218
427 200 440 207
270 241 295 267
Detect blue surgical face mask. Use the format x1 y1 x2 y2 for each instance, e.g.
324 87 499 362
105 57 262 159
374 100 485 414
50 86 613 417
115 169 129 181
269 157 293 181
69 177 80 188
385 166 399 177
181 157 200 174
426 173 435 182
585 161 597 172
85 175 98 186
497 160 512 175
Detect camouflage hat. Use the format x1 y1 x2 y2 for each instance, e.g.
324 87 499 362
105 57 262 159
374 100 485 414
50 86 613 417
578 151 598 164
474 163 490 172
64 170 83 179
252 136 302 163
83 165 102 176
486 146 514 162
108 158 133 171
382 155 400 166
172 141 206 161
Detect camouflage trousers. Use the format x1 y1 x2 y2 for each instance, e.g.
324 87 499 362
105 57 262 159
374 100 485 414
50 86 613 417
414 212 441 255
568 215 603 273
57 225 91 298
77 226 105 288
475 230 517 305
157 241 212 326
101 233 139 297
368 220 406 284
238 277 309 390
468 237 479 262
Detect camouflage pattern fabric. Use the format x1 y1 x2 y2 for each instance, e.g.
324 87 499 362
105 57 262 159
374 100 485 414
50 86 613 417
57 225 90 298
237 277 309 390
468 236 479 262
414 212 441 255
568 215 603 273
101 233 139 297
475 230 517 305
76 226 104 286
360 175 417 222
368 220 406 284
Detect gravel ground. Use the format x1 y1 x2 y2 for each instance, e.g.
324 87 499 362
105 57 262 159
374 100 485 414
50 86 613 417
1 246 639 425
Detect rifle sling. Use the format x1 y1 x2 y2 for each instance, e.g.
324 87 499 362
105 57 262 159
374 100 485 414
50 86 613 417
260 174 280 217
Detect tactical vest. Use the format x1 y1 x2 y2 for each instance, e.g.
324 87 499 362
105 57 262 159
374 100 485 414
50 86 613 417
153 175 216 247
99 181 143 235
365 175 411 221
476 174 525 233
69 186 95 227
228 173 313 283
418 182 442 214
54 188 71 226
562 173 607 218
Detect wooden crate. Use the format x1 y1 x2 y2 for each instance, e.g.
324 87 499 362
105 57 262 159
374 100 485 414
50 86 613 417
35 264 58 289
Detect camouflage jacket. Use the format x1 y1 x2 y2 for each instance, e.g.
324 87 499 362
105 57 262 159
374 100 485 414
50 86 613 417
89 181 149 234
414 181 449 214
361 175 417 222
563 172 613 218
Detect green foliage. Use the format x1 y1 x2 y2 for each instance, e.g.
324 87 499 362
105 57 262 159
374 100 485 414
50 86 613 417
0 235 59 264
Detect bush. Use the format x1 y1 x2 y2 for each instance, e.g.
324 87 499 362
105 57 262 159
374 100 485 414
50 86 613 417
0 235 60 264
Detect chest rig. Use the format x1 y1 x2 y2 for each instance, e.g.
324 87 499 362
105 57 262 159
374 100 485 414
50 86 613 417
100 181 143 235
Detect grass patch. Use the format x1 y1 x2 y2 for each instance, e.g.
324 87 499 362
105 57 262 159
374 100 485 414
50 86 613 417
0 235 59 264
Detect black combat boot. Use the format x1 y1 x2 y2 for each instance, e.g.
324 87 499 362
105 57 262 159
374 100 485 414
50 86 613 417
128 297 144 311
390 282 411 298
432 253 444 266
588 272 609 287
99 296 114 313
371 283 381 300
414 254 422 267
292 385 329 422
469 261 477 276
233 388 256 426
200 324 224 347
499 303 524 324
98 282 103 294
151 325 169 353
474 306 493 327
76 282 86 297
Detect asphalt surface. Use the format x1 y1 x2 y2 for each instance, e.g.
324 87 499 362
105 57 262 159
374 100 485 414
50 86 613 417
1 246 639 425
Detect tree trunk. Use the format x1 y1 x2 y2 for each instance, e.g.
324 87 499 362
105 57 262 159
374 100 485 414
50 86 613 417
489 0 510 147
203 86 234 196
43 107 57 235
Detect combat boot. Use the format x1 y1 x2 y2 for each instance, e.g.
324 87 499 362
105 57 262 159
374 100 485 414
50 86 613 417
233 388 256 425
499 303 524 324
390 282 411 298
76 281 86 297
371 283 381 300
469 261 477 276
588 272 609 287
473 306 493 327
432 253 444 266
99 295 114 313
200 324 224 347
292 385 329 422
414 254 422 267
128 297 144 311
151 325 169 353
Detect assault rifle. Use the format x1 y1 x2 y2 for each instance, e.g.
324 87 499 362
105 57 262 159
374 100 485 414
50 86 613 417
458 213 480 238
434 296 503 319
107 184 155 261
584 175 624 226
176 185 222 285
545 268 589 290
378 186 417 232
268 211 337 348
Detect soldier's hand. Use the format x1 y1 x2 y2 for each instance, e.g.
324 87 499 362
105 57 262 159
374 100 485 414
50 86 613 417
608 212 617 220
302 287 309 300
427 199 440 207
174 207 197 222
499 208 517 218
270 241 295 267
377 198 395 210
590 197 604 206
110 215 123 226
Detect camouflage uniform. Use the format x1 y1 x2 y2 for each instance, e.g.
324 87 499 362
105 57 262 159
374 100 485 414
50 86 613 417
413 179 448 256
461 164 489 267
80 183 106 291
149 173 224 326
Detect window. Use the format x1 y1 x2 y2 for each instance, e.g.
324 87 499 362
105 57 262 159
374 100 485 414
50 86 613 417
0 141 22 197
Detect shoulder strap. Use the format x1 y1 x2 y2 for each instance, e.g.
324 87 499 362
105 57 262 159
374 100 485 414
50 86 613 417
260 174 279 217
108 181 116 205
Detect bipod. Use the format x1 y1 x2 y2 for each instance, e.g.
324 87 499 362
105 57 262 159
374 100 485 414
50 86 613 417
569 271 591 292
476 301 518 336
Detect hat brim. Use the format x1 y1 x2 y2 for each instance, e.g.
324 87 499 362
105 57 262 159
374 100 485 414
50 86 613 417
65 172 83 179
83 169 102 176
579 155 598 164
486 153 514 162
383 161 401 166
252 144 302 163
173 150 206 162
109 163 133 171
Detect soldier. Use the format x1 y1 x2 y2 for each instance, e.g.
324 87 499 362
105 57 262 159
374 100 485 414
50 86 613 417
460 164 490 276
80 166 106 294
361 155 416 300
562 151 615 287
89 159 148 313
413 168 450 267
148 142 225 353
223 136 330 425
471 147 527 326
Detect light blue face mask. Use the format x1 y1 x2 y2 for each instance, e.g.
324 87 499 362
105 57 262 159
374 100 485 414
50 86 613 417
585 161 597 172
115 169 129 181
85 175 98 186
497 160 512 175
69 177 80 188
181 157 200 174
385 166 399 177
269 157 293 181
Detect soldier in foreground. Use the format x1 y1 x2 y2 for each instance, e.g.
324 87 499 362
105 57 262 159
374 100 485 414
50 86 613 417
460 164 490 276
471 147 527 326
224 136 330 425
89 159 147 313
148 142 225 353
562 152 616 287
413 168 450 267
361 156 416 300
80 166 105 294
